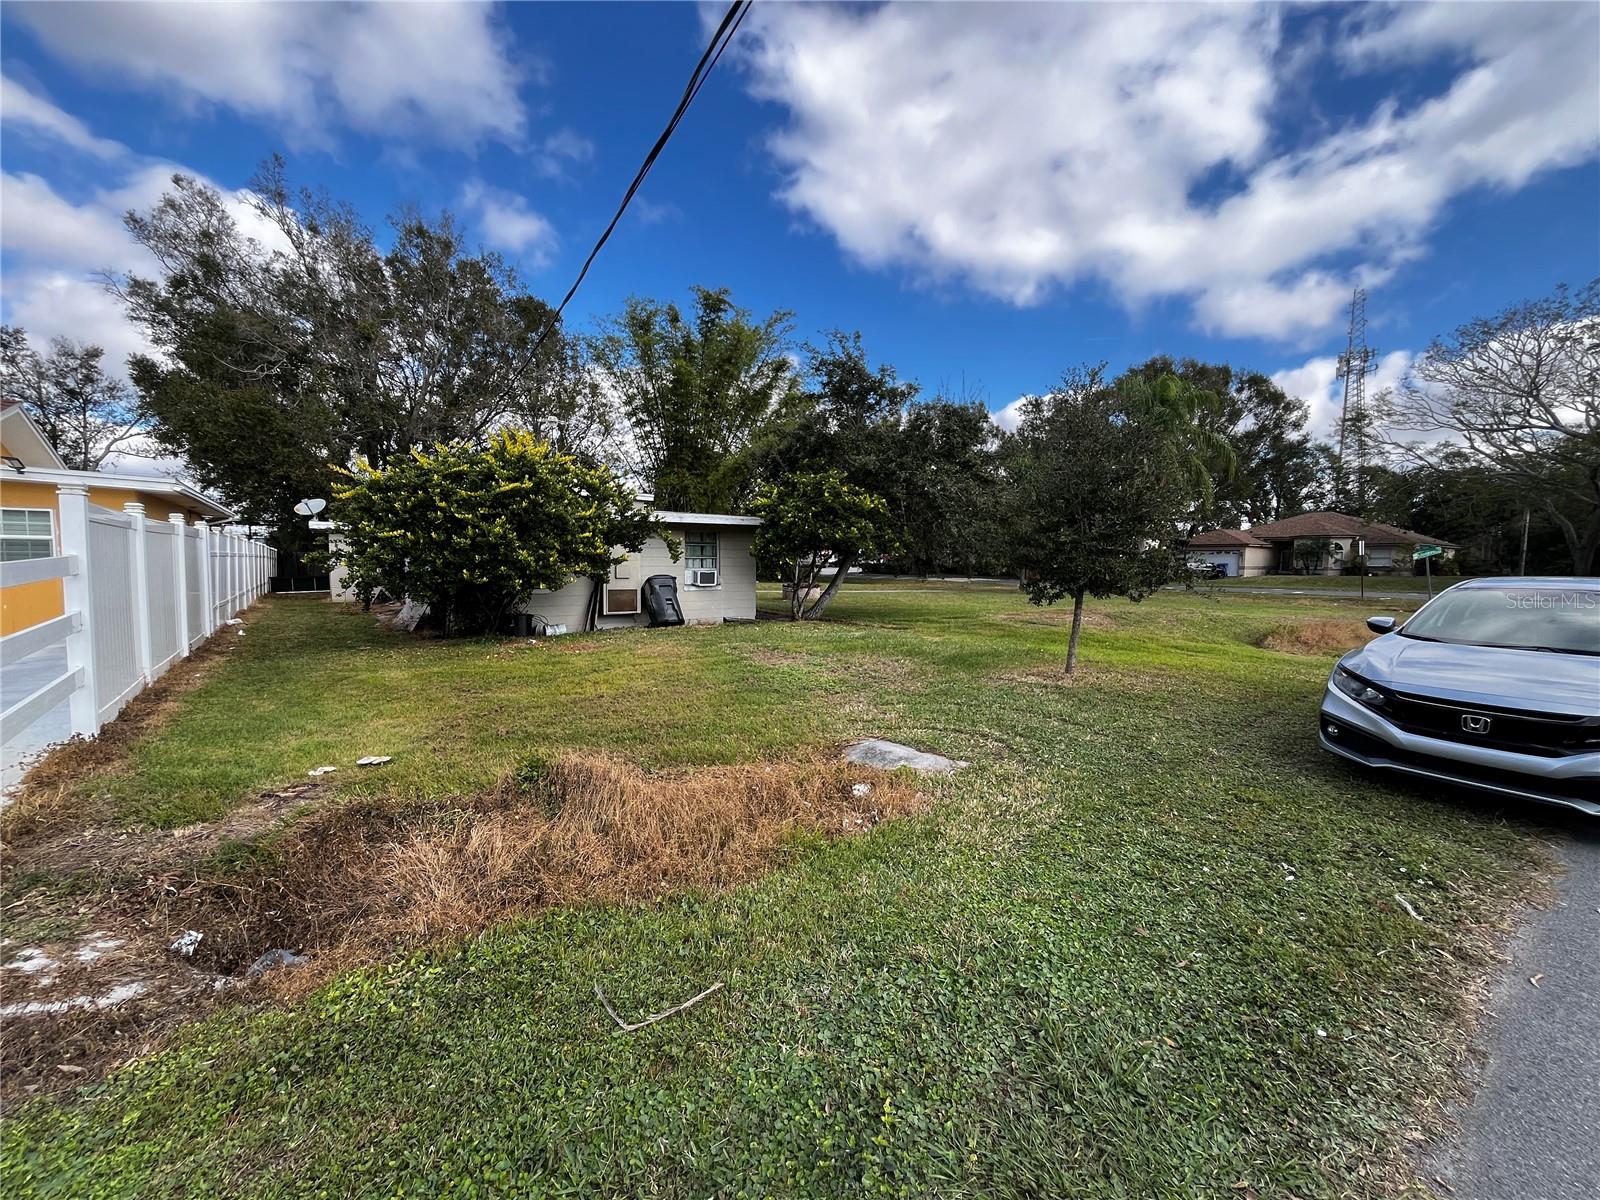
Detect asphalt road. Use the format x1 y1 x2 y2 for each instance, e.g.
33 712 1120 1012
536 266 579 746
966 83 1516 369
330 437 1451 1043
1425 809 1600 1198
1163 583 1437 602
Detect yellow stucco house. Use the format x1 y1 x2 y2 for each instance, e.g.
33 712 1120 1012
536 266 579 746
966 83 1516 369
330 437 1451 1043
0 400 233 635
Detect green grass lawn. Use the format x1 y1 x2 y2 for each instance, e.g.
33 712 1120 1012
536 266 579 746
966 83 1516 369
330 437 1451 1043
2 584 1547 1198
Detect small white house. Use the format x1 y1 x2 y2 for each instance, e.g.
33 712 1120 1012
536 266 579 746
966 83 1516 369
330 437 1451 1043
330 509 761 630
522 510 760 630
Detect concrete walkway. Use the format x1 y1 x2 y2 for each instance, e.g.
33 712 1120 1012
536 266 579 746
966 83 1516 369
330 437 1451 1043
1 645 70 796
1425 811 1600 1198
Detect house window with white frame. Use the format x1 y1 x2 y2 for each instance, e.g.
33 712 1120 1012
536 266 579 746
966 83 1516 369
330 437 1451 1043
1 508 54 562
685 530 719 585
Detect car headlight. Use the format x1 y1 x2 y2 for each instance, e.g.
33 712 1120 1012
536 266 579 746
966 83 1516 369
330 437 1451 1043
1333 667 1386 707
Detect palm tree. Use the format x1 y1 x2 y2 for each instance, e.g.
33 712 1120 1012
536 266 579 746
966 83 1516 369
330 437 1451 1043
1115 372 1238 525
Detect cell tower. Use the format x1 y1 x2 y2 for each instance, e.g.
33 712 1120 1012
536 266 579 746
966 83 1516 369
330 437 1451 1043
1334 287 1377 510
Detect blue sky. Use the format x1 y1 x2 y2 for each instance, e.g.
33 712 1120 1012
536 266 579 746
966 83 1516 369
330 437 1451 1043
2 1 1596 440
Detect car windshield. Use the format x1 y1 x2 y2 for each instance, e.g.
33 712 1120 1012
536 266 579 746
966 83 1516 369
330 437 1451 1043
1399 586 1600 655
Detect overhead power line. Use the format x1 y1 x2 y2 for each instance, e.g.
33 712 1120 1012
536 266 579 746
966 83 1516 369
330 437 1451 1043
523 0 753 362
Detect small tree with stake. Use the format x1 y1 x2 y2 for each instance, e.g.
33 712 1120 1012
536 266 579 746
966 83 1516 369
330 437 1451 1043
1002 368 1195 674
751 470 897 620
333 430 665 636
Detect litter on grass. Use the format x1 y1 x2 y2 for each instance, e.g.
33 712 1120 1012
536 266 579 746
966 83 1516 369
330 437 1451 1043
595 980 724 1033
0 982 148 1019
355 756 392 767
307 766 338 777
169 930 203 957
244 948 308 980
1394 894 1424 922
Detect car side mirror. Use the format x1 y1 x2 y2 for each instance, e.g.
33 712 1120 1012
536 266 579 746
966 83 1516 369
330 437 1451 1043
1365 615 1397 635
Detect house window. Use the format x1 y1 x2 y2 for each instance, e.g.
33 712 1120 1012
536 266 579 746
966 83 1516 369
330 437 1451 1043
1 508 54 562
685 531 719 584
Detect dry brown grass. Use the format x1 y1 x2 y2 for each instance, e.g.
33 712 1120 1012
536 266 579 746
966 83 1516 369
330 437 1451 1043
148 753 922 994
1 753 921 1100
1259 618 1376 656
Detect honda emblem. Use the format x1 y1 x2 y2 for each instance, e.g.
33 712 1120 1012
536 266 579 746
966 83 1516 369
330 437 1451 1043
1461 714 1493 734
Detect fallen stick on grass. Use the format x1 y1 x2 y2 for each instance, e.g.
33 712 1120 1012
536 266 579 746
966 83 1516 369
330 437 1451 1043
594 980 724 1033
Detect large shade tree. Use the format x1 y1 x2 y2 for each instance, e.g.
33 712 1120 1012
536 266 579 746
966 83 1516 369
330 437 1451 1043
756 332 1003 576
118 160 607 531
1002 367 1196 674
0 327 143 470
1378 280 1600 573
1117 357 1321 528
589 287 795 512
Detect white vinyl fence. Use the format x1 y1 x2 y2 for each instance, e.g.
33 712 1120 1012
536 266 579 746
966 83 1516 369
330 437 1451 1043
1 485 275 757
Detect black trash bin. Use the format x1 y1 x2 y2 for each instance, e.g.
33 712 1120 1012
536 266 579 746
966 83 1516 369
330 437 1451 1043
641 574 685 627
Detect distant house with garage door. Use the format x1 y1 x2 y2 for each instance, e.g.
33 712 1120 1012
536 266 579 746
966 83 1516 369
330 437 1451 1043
1184 511 1456 577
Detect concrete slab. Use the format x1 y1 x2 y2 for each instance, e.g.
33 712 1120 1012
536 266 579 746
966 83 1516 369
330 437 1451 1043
843 739 968 774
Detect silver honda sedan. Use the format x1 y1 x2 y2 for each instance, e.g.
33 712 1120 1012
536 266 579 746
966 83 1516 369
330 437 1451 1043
1319 577 1600 817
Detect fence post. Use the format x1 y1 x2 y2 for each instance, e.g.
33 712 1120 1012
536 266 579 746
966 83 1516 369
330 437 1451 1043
170 512 190 656
196 521 215 634
123 502 153 683
55 484 99 737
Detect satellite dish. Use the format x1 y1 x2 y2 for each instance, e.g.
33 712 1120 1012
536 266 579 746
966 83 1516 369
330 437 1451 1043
293 498 328 517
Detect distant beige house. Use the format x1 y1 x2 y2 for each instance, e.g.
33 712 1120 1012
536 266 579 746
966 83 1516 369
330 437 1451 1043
1185 511 1456 577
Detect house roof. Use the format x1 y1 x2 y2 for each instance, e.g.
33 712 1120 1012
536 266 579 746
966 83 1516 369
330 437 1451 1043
4 464 238 522
1241 511 1456 548
0 400 68 470
2 400 234 521
1186 528 1271 549
652 510 762 528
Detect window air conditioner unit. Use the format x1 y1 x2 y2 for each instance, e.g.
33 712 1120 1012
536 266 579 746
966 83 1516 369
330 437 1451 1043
603 587 640 616
688 568 718 587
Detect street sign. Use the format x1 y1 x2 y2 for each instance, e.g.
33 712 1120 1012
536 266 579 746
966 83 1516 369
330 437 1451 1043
1413 544 1442 560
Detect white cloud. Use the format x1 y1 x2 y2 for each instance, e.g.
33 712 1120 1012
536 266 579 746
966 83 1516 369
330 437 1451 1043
534 128 596 178
0 172 149 273
3 270 148 376
990 394 1033 434
459 180 558 266
1 158 288 376
734 2 1600 341
0 75 127 160
8 0 528 147
1272 349 1413 439
1270 356 1342 438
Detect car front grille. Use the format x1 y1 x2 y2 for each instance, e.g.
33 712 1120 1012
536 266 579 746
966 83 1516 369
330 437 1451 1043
1376 688 1600 758
1322 716 1600 803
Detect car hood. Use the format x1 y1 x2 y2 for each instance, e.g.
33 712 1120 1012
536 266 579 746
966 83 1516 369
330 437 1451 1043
1344 635 1600 715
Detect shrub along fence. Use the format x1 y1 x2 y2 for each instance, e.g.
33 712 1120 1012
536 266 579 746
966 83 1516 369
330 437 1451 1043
0 485 275 751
